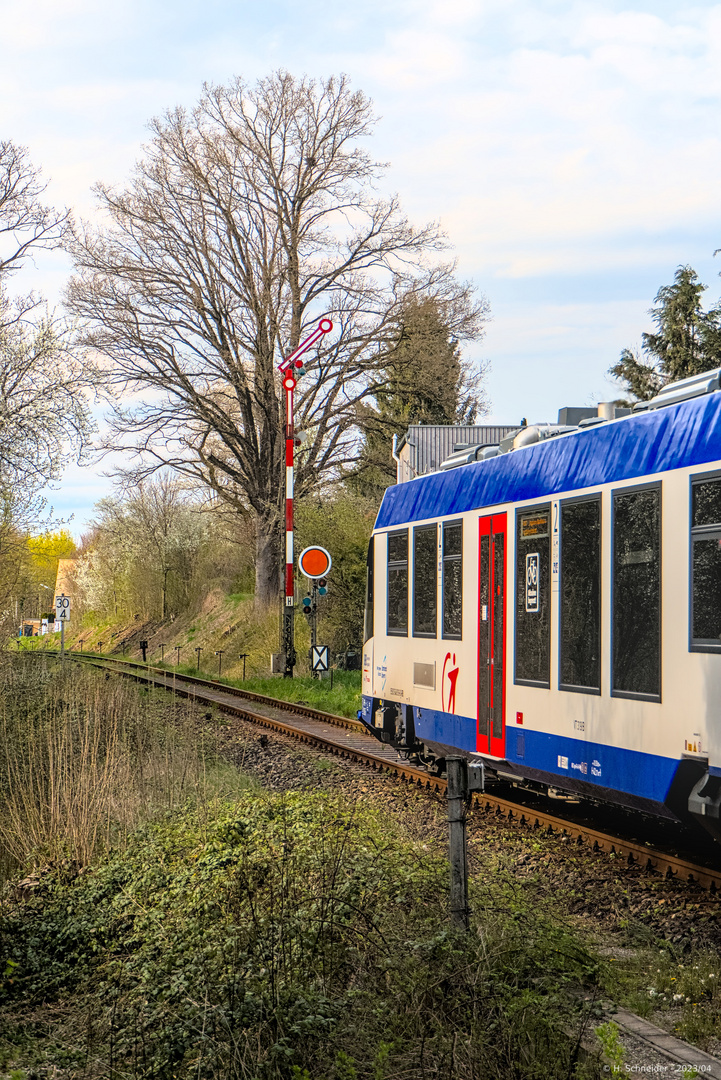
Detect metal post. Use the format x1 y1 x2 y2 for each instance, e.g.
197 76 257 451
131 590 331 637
277 318 333 680
311 580 318 651
239 653 248 680
215 650 223 676
310 580 318 679
175 645 181 666
159 643 166 663
60 618 65 664
282 369 296 679
195 647 202 671
446 757 469 931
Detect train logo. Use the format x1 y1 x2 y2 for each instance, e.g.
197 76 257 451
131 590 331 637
442 652 459 713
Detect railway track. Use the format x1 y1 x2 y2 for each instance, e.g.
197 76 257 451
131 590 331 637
46 649 721 892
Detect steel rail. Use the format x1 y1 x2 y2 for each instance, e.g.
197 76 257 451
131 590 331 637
55 650 721 891
64 651 365 731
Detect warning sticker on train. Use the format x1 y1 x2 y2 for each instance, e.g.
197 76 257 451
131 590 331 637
311 645 330 672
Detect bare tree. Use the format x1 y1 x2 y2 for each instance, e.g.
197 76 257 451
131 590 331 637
0 142 94 510
0 141 96 637
67 72 487 606
0 309 95 496
82 475 205 620
0 140 69 281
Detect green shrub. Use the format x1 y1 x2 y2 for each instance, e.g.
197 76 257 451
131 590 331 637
1 791 598 1079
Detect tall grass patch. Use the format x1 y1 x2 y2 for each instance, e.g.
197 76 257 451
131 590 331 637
0 653 251 875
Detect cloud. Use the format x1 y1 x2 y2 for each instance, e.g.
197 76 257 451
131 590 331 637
6 0 721 504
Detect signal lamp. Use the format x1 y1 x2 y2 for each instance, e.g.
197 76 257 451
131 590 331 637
318 585 327 596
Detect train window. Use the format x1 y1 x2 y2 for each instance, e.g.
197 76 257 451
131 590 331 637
515 506 551 687
413 524 437 637
612 486 661 700
387 530 408 635
560 498 601 693
364 537 374 642
442 521 463 639
691 476 721 650
693 479 721 528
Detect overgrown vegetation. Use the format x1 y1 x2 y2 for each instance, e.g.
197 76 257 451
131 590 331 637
0 653 604 1078
601 938 721 1050
0 788 599 1079
0 653 250 876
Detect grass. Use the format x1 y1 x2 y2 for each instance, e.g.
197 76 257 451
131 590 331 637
0 650 605 1078
600 936 721 1049
14 636 363 718
0 652 255 878
165 663 363 718
0 791 600 1079
9 649 717 1075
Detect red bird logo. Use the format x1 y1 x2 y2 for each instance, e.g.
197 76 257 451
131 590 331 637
442 652 459 713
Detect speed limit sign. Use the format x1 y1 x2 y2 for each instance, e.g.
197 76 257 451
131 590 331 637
55 593 71 622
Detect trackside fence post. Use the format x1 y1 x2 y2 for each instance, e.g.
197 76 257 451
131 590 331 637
447 756 469 931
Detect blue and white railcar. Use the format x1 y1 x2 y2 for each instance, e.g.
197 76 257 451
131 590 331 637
360 370 721 839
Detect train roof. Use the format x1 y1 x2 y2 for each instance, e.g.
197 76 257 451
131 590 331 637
375 388 721 530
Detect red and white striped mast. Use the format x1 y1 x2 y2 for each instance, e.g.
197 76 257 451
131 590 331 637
278 317 333 678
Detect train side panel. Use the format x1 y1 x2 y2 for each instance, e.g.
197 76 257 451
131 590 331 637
362 434 721 823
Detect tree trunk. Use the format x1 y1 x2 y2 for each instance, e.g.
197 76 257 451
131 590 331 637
255 514 281 609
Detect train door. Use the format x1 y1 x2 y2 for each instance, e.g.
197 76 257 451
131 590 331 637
478 513 507 758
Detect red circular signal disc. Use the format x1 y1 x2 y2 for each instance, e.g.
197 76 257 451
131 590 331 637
298 546 332 578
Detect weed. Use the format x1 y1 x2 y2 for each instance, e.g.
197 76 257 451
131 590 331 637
595 1021 625 1072
0 653 253 876
1 791 598 1079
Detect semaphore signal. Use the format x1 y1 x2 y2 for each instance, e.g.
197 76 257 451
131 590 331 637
276 319 334 679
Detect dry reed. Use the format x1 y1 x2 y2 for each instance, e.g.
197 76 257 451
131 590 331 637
0 652 212 871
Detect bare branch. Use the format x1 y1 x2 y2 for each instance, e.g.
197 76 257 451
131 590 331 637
0 141 70 280
67 72 488 603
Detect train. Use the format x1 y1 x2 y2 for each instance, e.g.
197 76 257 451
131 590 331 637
359 367 721 842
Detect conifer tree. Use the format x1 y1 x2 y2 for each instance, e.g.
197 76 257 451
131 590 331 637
351 297 487 498
611 266 721 403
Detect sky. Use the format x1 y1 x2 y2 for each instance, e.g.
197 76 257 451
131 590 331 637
4 0 721 533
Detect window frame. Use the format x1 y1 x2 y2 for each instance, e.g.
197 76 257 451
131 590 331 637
689 468 721 654
442 519 463 640
364 535 374 643
558 492 602 696
412 522 438 638
386 528 409 637
514 502 552 689
610 480 662 703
